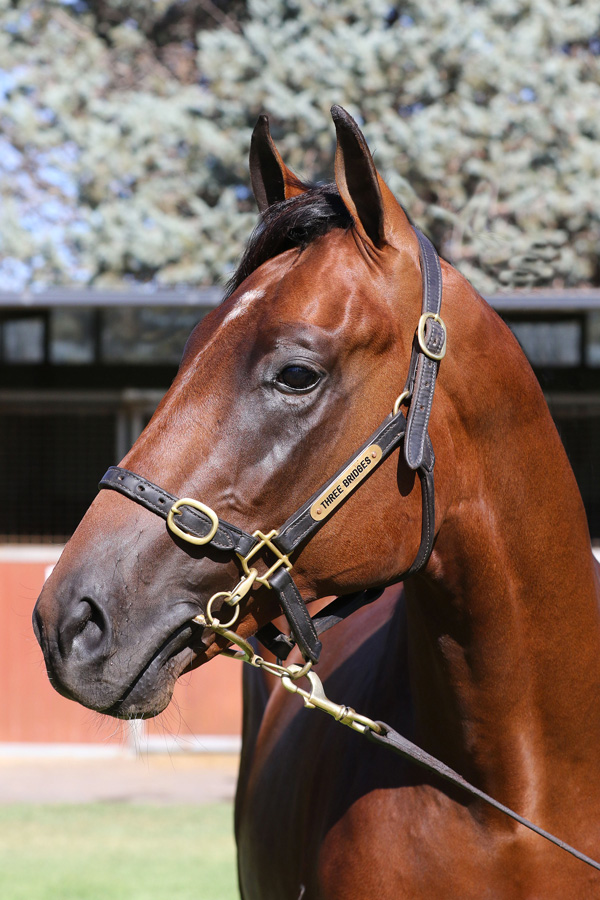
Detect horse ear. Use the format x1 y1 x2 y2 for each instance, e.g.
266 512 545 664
250 115 307 213
331 105 413 249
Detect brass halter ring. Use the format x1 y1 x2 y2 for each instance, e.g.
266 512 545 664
393 390 411 416
205 592 241 630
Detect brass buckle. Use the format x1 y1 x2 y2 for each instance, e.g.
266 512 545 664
417 312 447 361
238 529 292 589
167 497 219 546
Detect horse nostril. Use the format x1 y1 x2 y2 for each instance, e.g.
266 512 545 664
58 597 112 660
32 605 44 645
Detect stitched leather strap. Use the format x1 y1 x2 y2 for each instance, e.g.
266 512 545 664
268 568 322 664
402 443 435 580
98 467 258 557
404 230 444 470
275 409 408 556
256 587 384 659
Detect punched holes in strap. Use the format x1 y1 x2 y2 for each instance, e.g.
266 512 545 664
98 467 257 557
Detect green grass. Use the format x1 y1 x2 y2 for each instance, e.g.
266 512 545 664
0 803 239 900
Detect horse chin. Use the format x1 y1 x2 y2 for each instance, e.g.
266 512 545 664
106 632 204 720
107 630 232 719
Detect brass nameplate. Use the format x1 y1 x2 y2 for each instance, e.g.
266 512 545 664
310 444 383 522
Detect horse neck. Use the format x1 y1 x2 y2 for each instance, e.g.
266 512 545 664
402 286 600 817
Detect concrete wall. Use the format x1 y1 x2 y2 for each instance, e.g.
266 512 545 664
0 546 242 752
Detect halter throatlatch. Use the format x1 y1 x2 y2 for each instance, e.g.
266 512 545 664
99 228 444 665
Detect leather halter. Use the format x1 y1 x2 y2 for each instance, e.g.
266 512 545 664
95 232 600 872
99 229 445 665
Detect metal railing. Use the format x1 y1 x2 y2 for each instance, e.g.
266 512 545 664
1 286 600 312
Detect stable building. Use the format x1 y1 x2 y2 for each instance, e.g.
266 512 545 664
1 286 599 753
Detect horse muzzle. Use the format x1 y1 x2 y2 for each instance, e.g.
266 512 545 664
32 575 205 717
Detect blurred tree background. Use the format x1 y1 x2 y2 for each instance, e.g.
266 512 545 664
0 0 598 294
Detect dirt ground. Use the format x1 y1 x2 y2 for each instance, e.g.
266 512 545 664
0 753 239 804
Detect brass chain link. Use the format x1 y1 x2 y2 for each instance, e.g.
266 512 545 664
194 578 383 736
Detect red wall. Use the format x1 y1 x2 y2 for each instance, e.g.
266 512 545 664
0 551 242 745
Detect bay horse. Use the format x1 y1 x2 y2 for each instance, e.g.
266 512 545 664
33 107 600 898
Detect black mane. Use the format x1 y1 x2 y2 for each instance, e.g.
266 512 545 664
224 183 352 298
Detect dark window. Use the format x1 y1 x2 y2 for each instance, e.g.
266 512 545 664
548 399 600 543
49 309 96 364
507 320 582 367
101 307 205 364
587 312 600 367
0 411 116 542
0 312 48 364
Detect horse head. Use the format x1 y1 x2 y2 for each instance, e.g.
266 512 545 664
33 107 471 719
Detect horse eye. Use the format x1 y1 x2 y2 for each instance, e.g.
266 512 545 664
276 365 321 392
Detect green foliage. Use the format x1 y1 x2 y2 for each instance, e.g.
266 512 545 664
0 0 599 292
0 803 238 900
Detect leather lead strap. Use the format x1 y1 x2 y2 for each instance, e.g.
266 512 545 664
366 724 600 872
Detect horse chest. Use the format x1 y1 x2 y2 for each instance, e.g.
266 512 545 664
236 685 477 898
236 661 600 900
238 760 600 900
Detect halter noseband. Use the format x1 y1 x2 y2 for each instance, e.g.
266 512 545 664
98 229 446 665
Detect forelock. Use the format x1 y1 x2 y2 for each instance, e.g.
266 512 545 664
224 184 352 299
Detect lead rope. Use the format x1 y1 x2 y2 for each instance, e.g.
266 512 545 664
200 600 600 872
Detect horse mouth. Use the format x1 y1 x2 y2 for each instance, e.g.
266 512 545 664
105 620 211 719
